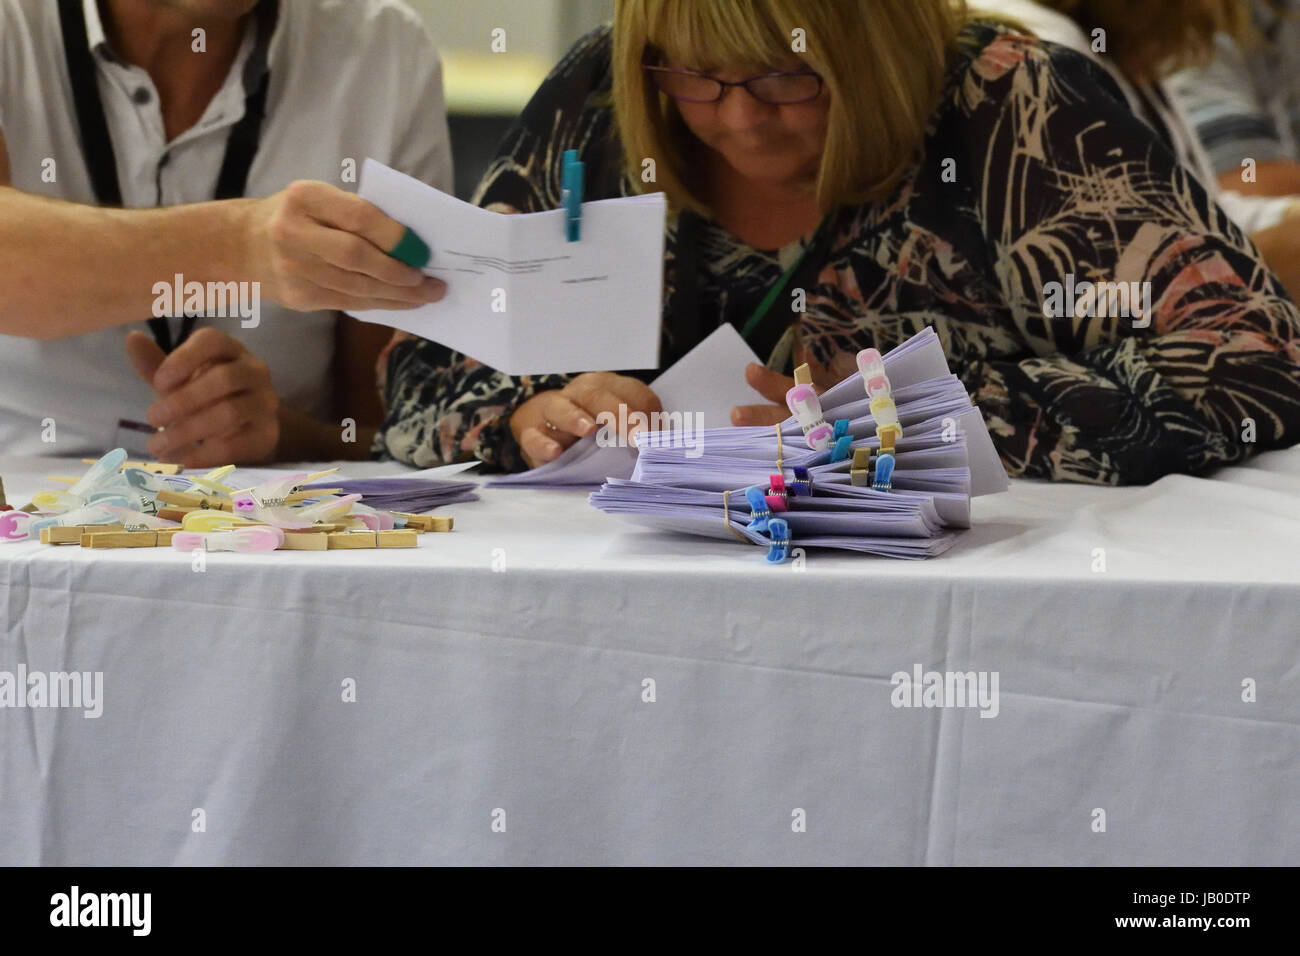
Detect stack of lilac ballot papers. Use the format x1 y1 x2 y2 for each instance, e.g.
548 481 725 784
589 327 1009 561
299 477 478 513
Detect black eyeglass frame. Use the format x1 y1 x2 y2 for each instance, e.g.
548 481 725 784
641 63 825 104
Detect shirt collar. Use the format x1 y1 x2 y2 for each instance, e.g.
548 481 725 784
81 0 279 82
81 0 111 58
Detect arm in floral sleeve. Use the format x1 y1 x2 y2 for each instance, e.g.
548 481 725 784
372 27 618 469
964 35 1300 484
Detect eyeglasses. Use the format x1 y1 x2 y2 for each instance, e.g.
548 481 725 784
642 65 824 105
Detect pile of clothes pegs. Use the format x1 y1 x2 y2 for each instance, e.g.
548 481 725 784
0 449 454 553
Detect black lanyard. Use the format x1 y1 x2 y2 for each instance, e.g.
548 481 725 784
57 0 277 353
672 209 835 371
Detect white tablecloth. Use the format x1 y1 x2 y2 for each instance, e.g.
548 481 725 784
1 449 1297 865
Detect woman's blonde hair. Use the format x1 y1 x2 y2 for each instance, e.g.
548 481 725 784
1033 0 1251 83
611 0 968 215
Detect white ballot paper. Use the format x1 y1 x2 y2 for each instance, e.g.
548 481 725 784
349 159 667 375
489 324 764 487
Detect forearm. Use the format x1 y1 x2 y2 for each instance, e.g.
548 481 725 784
374 336 569 470
976 319 1300 485
275 404 377 463
0 186 254 338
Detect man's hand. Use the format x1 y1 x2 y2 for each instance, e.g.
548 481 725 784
244 180 448 314
125 327 279 467
509 372 662 469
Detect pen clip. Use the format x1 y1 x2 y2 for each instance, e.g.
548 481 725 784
562 149 584 242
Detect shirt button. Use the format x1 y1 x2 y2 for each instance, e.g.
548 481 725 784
132 87 151 105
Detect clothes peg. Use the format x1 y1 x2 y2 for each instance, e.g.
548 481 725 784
171 526 284 553
793 363 813 386
562 149 584 241
766 474 789 512
765 518 791 564
99 506 180 533
68 449 127 500
873 452 896 491
850 447 873 487
187 464 237 496
2 510 41 542
857 348 891 399
29 498 130 536
322 530 418 549
788 466 813 497
830 419 853 462
786 383 833 450
390 512 453 532
82 530 180 549
157 489 233 511
279 532 330 551
744 486 773 532
40 524 125 545
870 395 902 454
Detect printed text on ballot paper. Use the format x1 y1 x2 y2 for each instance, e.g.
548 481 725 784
348 159 666 376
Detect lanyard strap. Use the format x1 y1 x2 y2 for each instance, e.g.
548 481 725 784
56 0 278 353
675 210 832 364
739 243 811 341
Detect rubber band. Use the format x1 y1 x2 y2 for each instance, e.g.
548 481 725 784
722 489 756 545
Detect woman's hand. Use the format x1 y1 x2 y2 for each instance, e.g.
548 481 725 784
510 372 662 468
730 353 837 426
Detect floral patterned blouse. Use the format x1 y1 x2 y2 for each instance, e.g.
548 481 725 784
374 21 1300 484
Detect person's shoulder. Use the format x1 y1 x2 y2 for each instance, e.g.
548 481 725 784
534 23 613 99
552 24 614 75
288 0 429 34
518 24 613 126
279 0 440 61
944 19 1128 109
0 0 56 46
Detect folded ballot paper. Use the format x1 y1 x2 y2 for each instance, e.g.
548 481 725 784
349 159 666 375
589 328 1010 561
488 323 765 488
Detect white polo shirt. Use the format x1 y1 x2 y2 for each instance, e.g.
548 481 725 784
0 0 452 455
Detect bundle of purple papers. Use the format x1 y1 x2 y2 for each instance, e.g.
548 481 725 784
299 477 478 513
589 327 1009 561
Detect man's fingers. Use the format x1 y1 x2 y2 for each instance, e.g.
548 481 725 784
148 356 268 428
152 327 244 393
168 419 276 469
124 330 167 386
288 181 425 273
731 403 791 427
146 391 267 457
303 252 445 306
745 362 796 406
302 219 440 290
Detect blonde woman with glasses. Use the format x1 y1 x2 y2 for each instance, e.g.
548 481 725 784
375 0 1300 485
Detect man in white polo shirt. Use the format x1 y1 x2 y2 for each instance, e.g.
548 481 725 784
0 0 452 465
